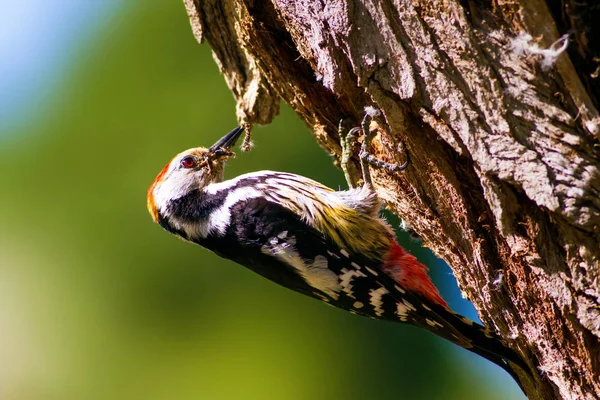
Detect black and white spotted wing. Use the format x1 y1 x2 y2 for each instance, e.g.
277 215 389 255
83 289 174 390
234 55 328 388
192 196 526 375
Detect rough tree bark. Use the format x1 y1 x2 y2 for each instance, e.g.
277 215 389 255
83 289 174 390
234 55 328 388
183 1 600 399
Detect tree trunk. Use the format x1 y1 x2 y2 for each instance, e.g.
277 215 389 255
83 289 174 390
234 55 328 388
183 1 600 398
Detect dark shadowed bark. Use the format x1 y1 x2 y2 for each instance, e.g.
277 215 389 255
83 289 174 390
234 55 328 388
183 1 600 398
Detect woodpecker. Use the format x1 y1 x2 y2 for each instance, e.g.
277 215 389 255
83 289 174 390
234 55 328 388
148 126 528 387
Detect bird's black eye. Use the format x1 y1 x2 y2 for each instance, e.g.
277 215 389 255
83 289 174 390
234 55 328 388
180 156 196 169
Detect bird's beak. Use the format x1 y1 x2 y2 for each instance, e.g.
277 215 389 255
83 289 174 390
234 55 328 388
209 126 244 154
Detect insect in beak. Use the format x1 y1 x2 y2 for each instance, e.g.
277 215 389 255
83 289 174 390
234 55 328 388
208 126 244 155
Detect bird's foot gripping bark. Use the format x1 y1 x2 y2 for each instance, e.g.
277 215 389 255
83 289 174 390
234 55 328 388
339 111 409 189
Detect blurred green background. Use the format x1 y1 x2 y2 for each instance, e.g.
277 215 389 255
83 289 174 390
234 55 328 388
0 2 524 399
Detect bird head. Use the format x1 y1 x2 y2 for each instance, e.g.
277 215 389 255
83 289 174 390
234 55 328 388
147 126 244 223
